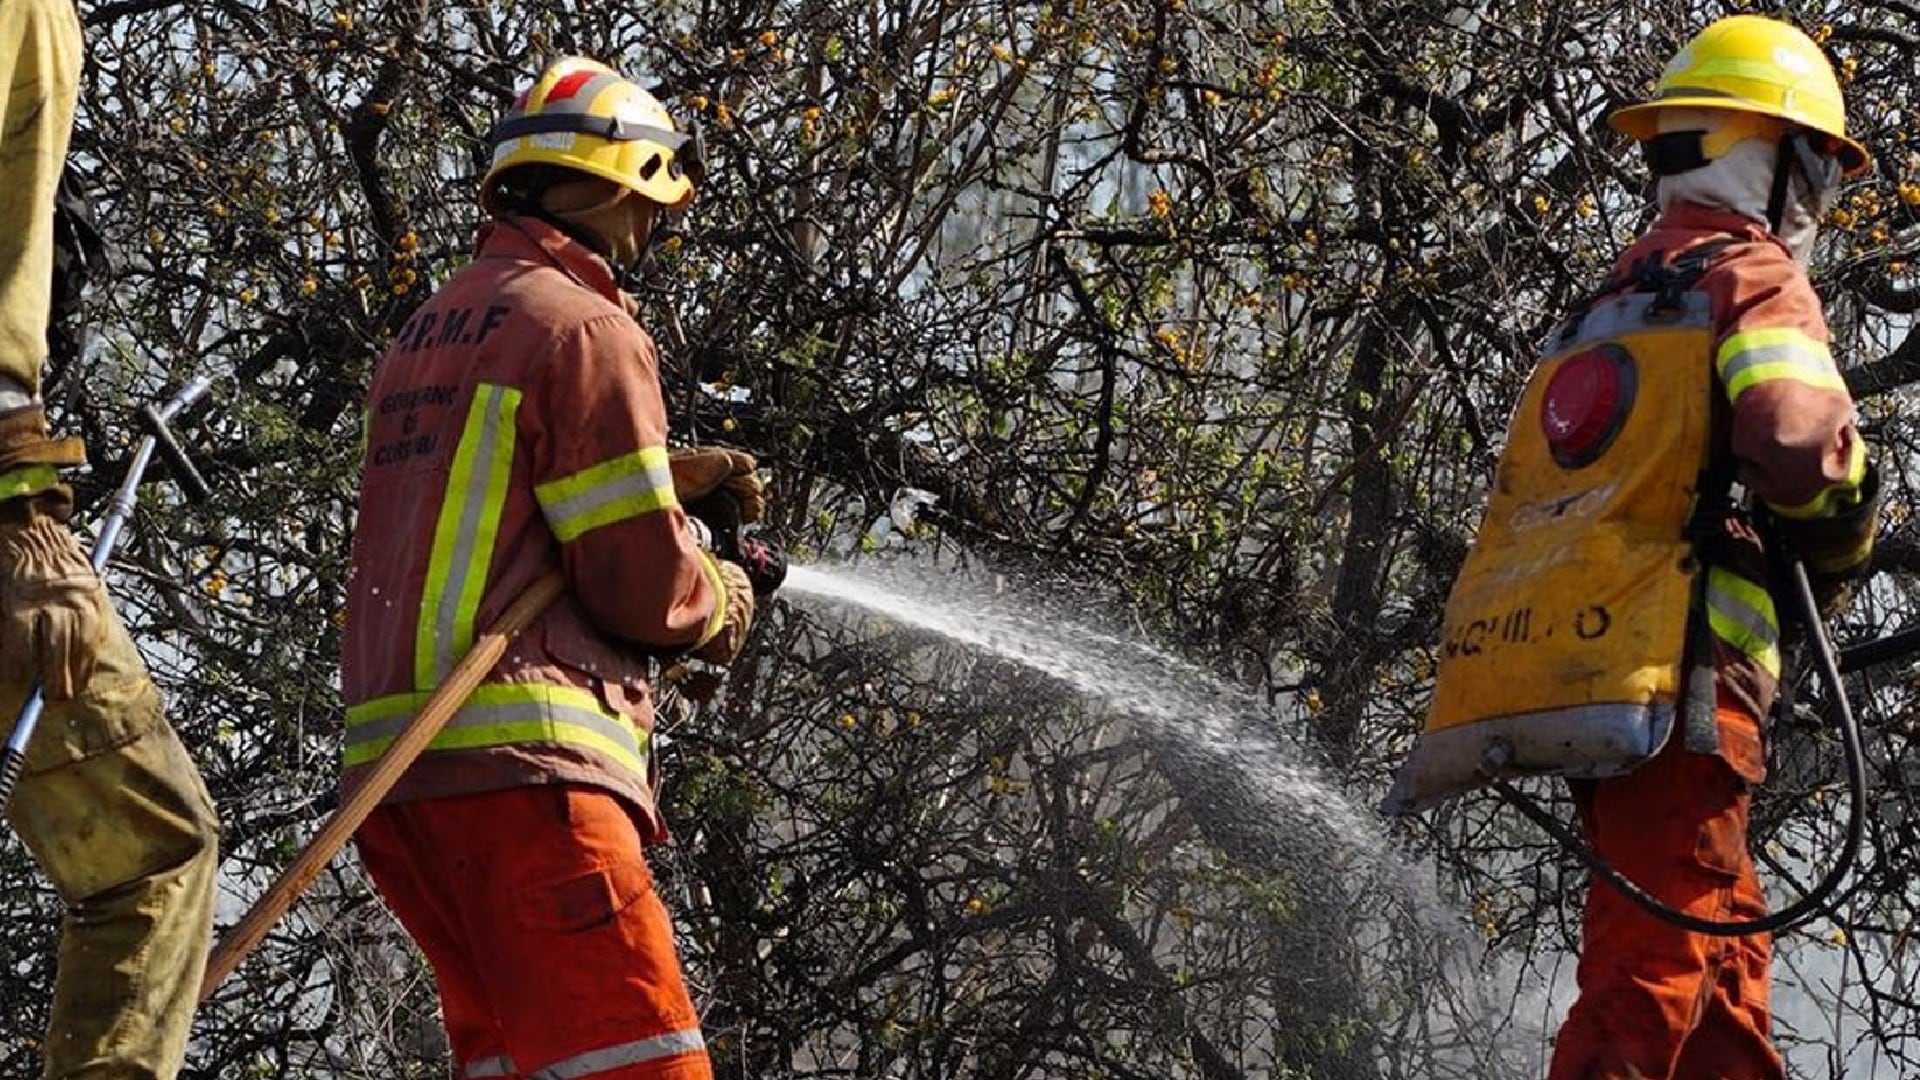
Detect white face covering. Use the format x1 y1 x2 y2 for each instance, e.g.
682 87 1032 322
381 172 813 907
0 375 33 412
1652 108 1828 262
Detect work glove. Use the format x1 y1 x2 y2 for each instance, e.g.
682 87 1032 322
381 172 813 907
694 558 756 667
669 446 765 525
0 509 105 700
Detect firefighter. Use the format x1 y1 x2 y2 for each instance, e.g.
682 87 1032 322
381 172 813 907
1393 15 1878 1079
1551 18 1880 1078
0 2 221 1076
343 57 760 1080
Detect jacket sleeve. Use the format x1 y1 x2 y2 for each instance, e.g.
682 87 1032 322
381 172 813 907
1709 244 1877 576
525 312 729 649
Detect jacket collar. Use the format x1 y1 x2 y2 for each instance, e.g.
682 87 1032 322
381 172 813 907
1648 201 1775 246
476 216 622 305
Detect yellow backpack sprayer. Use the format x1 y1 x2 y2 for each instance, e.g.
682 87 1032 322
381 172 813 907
1385 244 1871 937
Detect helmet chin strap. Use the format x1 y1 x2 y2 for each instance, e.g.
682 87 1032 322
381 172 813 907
1766 135 1795 237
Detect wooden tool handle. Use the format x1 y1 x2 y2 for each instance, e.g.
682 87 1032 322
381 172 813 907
198 571 566 1002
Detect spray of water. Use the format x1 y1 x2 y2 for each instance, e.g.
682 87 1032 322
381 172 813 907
787 563 1386 862
779 558 1546 1076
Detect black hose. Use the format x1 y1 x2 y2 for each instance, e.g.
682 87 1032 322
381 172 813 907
1489 554 1867 937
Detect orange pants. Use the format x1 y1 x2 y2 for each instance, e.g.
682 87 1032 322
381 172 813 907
356 786 713 1080
1547 701 1785 1080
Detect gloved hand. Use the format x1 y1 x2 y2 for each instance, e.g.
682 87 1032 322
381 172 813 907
0 510 105 699
694 557 756 666
1771 463 1882 619
669 446 765 525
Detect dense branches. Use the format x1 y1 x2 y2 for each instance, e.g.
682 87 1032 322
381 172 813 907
1 1 1917 1078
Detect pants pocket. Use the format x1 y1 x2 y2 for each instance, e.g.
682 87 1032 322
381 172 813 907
515 859 655 935
1692 788 1750 880
7 717 218 904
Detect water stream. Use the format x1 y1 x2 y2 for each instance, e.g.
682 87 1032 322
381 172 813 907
779 558 1545 1076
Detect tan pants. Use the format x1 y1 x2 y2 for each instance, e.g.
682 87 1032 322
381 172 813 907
0 0 82 394
2 596 220 1080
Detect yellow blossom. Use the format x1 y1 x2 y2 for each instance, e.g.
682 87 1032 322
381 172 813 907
1147 188 1172 219
757 30 778 47
301 275 319 296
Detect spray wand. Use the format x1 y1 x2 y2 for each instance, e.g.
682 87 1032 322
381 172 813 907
0 376 215 808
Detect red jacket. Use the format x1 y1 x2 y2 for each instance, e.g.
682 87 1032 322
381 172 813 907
1610 202 1873 779
340 216 729 837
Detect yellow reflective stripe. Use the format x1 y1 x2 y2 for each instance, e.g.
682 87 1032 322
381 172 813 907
534 445 677 544
416 384 522 689
1770 438 1868 521
1716 327 1846 402
1705 567 1781 679
0 465 60 502
343 683 649 775
696 549 728 646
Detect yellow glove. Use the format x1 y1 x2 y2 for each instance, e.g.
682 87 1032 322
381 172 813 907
669 446 765 525
0 512 105 700
694 558 756 666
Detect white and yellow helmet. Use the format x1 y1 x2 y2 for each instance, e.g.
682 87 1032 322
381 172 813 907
481 57 704 217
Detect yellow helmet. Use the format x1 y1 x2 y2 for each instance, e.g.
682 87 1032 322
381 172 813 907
1608 15 1869 177
481 57 704 217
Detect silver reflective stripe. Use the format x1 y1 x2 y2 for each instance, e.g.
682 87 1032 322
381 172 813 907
538 451 676 542
1548 290 1713 354
464 1055 517 1079
1705 570 1781 677
528 1029 707 1079
1717 342 1834 390
431 384 516 683
542 464 672 524
343 700 645 759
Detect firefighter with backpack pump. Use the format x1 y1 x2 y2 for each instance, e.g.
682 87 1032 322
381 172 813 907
1387 16 1880 1079
343 57 778 1080
0 2 221 1077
